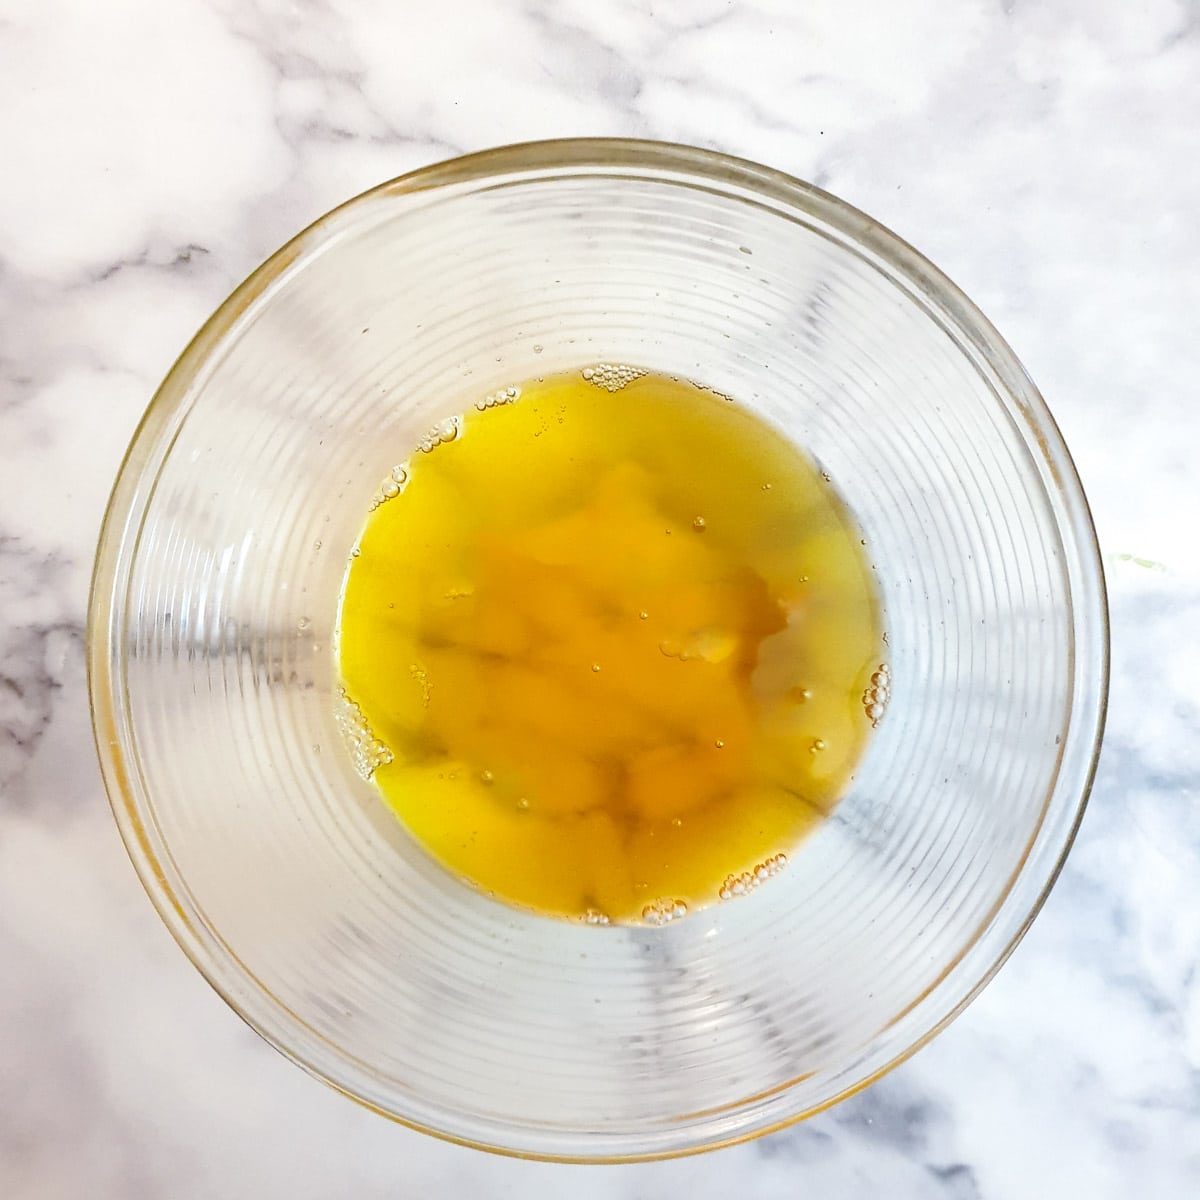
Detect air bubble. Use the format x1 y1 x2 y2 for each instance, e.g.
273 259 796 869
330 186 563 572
516 797 530 811
409 664 432 707
714 739 725 749
719 853 788 901
584 908 609 925
418 416 461 452
642 897 688 926
480 769 494 785
688 378 734 402
692 516 707 532
591 662 602 673
582 362 647 392
476 384 522 411
335 691 394 780
810 738 826 753
861 662 891 726
372 463 410 506
297 616 311 631
638 611 649 620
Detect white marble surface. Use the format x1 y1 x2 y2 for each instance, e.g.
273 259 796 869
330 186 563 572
2 0 1198 1194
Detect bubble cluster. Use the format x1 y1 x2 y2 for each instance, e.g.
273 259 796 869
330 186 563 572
409 663 432 708
368 463 409 511
335 690 393 780
641 897 688 926
474 385 521 411
417 417 460 453
688 379 734 402
862 662 891 726
583 908 610 926
582 363 647 392
718 853 788 900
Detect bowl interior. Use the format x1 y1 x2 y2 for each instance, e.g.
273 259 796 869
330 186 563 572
90 141 1106 1160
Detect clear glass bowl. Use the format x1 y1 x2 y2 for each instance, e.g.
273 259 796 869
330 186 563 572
88 139 1108 1160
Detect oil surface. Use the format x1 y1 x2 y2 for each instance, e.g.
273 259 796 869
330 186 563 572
337 367 884 924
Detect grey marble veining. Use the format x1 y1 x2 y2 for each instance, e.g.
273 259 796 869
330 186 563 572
2 0 1198 1195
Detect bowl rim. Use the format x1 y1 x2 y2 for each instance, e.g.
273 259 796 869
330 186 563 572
87 136 1109 1162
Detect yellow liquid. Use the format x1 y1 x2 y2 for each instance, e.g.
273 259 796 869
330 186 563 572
337 367 884 925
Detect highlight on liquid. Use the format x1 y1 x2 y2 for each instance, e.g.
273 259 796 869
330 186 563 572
335 366 886 926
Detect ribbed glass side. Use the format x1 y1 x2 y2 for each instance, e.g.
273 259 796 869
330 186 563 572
90 143 1106 1160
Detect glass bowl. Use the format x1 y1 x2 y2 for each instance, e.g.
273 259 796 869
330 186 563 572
88 139 1107 1160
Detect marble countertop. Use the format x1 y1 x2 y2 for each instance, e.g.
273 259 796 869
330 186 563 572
2 1 1198 1195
